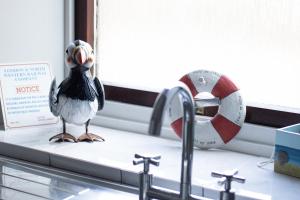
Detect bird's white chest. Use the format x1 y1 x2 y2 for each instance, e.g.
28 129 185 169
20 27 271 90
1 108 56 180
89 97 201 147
58 95 98 125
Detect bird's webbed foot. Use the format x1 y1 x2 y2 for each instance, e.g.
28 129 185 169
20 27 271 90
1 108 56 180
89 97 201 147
49 133 77 142
77 133 105 142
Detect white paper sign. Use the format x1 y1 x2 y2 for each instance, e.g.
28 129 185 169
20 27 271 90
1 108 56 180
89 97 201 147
0 63 59 129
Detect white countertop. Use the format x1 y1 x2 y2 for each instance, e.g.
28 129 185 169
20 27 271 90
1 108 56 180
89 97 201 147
0 124 299 200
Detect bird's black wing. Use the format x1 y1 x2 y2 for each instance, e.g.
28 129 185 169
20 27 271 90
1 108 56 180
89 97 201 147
93 77 105 110
57 77 71 100
49 78 60 116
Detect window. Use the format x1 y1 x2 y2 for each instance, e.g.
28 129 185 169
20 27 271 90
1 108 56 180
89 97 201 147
97 0 300 109
76 0 300 128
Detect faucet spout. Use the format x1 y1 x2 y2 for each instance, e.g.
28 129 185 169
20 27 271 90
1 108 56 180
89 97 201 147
148 89 169 137
149 86 195 199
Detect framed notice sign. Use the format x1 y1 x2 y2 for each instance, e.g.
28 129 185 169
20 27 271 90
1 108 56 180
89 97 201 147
0 63 59 129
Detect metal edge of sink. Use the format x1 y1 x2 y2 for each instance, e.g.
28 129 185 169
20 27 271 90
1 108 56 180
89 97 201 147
0 141 136 190
0 154 139 196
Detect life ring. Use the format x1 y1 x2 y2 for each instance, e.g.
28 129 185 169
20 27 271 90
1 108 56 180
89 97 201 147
169 70 246 149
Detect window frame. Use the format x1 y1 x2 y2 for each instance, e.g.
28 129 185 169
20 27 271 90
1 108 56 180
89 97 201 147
75 0 300 128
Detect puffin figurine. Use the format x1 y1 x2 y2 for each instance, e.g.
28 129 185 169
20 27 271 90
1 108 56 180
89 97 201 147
49 40 105 142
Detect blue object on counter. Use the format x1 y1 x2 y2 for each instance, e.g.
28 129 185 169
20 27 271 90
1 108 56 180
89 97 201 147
275 123 300 178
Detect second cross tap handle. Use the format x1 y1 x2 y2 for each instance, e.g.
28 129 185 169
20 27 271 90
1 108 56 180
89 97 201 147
211 169 246 192
133 154 161 173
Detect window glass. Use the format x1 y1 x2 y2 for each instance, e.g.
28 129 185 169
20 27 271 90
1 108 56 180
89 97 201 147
96 0 300 109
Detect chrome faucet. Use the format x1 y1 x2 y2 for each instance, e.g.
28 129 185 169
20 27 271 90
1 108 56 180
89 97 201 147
133 86 245 200
133 86 209 200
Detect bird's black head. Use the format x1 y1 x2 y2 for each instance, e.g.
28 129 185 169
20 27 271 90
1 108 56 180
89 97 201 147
65 40 95 71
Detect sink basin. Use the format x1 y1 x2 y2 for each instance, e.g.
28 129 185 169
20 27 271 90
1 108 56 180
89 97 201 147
0 156 137 200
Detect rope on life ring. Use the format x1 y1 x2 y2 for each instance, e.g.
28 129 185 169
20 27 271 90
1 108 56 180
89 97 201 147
169 70 246 149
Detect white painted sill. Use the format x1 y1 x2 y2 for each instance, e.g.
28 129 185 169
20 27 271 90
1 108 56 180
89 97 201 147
93 101 276 158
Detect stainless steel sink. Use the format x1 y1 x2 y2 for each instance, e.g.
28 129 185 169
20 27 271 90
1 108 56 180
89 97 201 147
0 156 137 200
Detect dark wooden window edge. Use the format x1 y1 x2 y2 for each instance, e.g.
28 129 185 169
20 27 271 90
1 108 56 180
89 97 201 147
104 85 300 128
75 0 300 128
75 0 94 46
104 85 158 107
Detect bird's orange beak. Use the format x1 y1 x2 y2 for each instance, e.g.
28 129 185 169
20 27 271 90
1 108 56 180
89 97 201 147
75 48 87 65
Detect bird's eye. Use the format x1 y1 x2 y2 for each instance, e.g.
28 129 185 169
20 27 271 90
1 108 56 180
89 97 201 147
65 49 69 54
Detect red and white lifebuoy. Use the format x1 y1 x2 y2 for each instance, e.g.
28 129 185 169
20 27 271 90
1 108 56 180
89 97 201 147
169 70 246 149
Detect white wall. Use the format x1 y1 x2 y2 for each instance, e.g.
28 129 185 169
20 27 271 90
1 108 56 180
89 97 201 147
0 0 65 82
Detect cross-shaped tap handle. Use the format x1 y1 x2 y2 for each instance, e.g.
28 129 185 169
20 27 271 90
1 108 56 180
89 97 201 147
133 154 161 173
211 169 246 192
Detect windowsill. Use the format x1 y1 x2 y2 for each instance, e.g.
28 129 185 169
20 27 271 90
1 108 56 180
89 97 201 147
93 101 276 157
0 124 299 200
